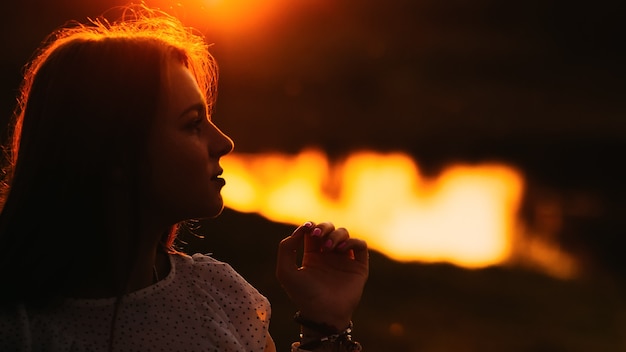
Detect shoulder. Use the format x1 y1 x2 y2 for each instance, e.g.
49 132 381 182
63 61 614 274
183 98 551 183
190 252 223 264
171 252 247 286
172 252 268 304
171 251 230 269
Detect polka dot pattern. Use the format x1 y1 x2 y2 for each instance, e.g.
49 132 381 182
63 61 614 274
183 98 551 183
0 253 272 351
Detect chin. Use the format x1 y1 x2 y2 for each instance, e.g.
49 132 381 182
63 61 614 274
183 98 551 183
202 199 225 219
181 194 224 220
207 204 225 218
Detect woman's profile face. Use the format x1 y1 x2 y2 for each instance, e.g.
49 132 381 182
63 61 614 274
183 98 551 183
141 58 234 226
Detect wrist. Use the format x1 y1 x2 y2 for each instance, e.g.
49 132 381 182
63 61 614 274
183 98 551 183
294 311 351 335
292 313 362 351
296 310 352 333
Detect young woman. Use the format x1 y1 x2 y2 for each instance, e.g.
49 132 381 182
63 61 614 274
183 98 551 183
0 5 368 352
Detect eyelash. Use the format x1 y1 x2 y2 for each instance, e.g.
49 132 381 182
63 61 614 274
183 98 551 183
187 117 203 132
188 109 208 131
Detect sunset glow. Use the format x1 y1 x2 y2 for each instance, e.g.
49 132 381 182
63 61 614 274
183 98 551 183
221 149 525 268
163 0 288 34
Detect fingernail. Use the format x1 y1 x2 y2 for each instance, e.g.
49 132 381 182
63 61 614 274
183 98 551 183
312 228 322 237
337 241 348 249
303 221 313 228
324 239 333 249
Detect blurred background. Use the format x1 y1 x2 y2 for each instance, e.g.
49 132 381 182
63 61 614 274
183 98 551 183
1 0 625 350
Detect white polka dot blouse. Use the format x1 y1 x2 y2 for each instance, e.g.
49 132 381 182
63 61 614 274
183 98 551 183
0 253 272 351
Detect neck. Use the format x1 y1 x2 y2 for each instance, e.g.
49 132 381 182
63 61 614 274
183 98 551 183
128 245 160 290
73 186 175 298
117 218 175 290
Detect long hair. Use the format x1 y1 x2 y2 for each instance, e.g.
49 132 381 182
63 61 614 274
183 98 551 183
0 5 217 307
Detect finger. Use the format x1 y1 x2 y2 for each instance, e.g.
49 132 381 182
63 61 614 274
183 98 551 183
322 227 350 251
315 222 336 236
336 238 369 263
350 239 369 266
305 221 334 252
276 222 314 280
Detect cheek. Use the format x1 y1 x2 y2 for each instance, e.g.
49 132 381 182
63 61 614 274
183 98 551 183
155 141 208 185
141 140 217 221
146 136 209 196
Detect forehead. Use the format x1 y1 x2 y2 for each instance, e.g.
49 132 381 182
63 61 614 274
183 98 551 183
160 58 205 114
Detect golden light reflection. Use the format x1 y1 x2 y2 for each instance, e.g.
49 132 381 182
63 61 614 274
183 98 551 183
221 149 524 268
165 0 287 34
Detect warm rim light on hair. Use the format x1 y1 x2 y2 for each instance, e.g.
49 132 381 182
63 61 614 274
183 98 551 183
7 4 217 175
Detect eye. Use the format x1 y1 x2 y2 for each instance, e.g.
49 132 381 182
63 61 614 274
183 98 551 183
181 104 210 133
185 111 206 133
190 117 204 131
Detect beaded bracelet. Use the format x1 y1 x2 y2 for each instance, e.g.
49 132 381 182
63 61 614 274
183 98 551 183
294 311 350 335
293 311 362 351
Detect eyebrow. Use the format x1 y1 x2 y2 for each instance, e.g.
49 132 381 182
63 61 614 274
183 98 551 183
179 102 207 119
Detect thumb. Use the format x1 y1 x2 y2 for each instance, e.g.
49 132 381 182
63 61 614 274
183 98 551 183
276 222 313 282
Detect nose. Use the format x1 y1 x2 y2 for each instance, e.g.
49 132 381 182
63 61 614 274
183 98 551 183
209 123 234 158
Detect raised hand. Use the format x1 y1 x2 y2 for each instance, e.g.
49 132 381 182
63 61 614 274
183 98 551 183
276 221 369 330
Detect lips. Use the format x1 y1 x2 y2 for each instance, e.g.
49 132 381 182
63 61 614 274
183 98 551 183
211 168 225 185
